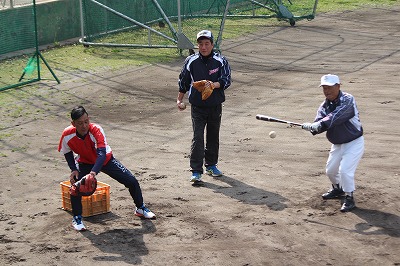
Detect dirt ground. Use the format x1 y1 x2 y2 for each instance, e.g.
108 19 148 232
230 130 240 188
1 6 400 266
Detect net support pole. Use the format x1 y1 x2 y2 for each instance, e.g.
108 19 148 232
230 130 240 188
312 0 319 17
151 0 177 38
79 0 85 41
177 0 182 34
88 0 176 43
215 0 230 50
19 0 60 85
33 0 60 84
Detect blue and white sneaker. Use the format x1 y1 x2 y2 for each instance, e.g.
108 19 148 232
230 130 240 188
206 165 222 177
135 205 156 219
72 215 86 231
190 172 202 182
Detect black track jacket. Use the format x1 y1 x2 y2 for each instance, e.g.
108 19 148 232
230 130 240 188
178 51 231 107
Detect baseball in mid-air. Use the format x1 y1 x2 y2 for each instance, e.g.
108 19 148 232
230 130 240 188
269 131 276 138
179 102 186 110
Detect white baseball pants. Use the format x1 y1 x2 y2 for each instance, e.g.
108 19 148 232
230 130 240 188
325 136 364 193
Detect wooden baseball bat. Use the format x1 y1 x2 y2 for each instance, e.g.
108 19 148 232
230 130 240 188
256 114 302 127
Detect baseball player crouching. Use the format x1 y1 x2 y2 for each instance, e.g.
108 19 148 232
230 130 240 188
58 106 156 231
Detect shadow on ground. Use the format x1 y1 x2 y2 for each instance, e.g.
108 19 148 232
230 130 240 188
198 174 288 211
82 218 156 264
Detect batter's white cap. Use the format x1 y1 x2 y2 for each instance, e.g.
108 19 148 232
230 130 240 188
320 74 340 86
196 30 214 43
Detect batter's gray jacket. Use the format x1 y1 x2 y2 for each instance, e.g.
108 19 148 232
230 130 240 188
314 91 363 144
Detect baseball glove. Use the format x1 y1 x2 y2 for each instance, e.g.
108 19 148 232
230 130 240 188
70 174 97 196
193 80 215 100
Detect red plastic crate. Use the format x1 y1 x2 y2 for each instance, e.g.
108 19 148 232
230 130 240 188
60 180 110 217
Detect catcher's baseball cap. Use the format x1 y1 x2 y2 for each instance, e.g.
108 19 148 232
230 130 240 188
320 74 340 86
197 30 214 43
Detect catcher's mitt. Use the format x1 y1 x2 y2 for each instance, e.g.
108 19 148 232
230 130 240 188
193 80 215 100
70 174 97 196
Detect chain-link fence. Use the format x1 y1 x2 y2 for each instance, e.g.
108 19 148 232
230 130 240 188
80 0 318 50
0 0 317 91
0 0 45 9
0 0 59 91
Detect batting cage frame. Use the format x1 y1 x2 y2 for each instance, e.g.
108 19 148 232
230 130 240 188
0 0 59 92
79 0 318 51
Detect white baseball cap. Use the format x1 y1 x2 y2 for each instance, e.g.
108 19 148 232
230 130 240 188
320 74 340 86
196 30 214 43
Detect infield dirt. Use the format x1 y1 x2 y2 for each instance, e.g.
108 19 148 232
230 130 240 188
1 6 399 266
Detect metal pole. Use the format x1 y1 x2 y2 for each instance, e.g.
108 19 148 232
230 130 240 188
34 0 60 83
312 0 319 17
32 0 40 80
216 0 230 49
79 0 85 41
89 0 176 43
148 28 152 46
151 0 177 38
177 0 181 34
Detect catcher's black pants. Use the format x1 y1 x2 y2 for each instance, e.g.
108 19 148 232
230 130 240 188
190 104 222 173
70 156 143 216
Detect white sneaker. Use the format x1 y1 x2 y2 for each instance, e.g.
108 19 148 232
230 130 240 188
72 215 86 231
135 205 156 219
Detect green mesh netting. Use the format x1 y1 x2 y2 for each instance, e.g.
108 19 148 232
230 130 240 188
80 0 318 49
0 1 59 91
0 1 39 90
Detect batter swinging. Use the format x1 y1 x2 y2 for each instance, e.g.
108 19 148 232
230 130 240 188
302 74 364 212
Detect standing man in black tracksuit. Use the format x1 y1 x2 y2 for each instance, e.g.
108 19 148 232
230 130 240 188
177 30 232 183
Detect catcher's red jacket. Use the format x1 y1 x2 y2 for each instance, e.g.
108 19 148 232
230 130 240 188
58 123 112 165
